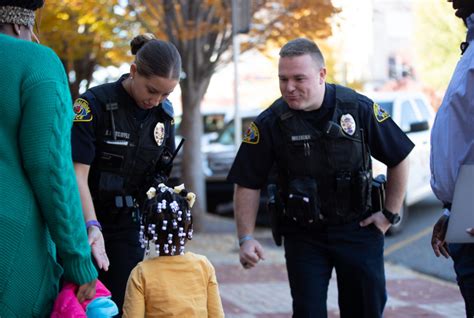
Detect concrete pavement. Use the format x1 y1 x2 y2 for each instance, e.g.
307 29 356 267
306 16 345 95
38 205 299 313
187 214 465 318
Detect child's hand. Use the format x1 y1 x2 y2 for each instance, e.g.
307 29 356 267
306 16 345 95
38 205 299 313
77 279 97 303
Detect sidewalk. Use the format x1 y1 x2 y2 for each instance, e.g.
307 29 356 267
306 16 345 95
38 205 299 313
187 214 465 318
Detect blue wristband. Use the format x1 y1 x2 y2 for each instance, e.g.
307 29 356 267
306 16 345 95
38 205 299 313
86 220 102 231
442 208 451 217
238 235 254 246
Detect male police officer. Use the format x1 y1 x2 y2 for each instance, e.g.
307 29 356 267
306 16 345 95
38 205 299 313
227 38 414 318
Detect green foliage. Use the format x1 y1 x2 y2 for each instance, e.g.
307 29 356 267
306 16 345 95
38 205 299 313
414 0 466 91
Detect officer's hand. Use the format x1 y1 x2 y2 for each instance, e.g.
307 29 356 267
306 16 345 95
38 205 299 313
360 212 390 234
76 279 97 303
88 226 110 271
431 214 450 258
239 239 266 269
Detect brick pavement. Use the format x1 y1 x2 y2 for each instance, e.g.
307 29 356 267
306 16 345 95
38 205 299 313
187 215 465 318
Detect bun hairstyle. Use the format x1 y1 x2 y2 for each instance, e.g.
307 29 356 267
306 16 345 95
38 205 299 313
0 0 45 27
130 33 182 80
140 184 196 257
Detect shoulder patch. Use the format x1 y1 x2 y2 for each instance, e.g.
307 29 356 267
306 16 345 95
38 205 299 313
373 103 390 123
242 122 260 144
73 98 93 122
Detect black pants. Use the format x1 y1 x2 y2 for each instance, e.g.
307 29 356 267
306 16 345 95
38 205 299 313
450 243 474 318
99 214 144 315
284 221 386 318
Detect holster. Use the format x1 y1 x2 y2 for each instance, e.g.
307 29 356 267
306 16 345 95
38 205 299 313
371 174 386 212
267 184 283 246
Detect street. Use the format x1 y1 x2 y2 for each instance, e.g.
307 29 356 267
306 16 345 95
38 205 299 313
212 192 459 283
190 198 465 317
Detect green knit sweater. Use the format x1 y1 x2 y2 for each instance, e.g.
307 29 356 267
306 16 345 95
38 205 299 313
0 34 97 316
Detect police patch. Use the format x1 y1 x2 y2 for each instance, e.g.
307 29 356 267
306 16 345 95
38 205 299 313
340 114 356 136
154 122 165 146
243 122 259 144
73 98 93 122
373 103 390 123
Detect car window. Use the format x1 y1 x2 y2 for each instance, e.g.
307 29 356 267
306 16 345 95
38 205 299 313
414 98 434 122
376 102 394 116
174 113 226 136
216 123 235 145
400 100 418 132
215 116 256 145
203 114 226 133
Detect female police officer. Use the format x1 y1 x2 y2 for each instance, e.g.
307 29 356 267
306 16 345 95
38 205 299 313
71 33 181 311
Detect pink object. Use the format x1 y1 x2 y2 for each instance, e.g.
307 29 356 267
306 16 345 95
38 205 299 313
51 280 112 318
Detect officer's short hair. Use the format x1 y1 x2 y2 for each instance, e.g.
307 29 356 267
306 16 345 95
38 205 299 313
279 38 325 68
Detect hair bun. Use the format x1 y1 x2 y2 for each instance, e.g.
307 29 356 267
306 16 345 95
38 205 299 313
130 33 156 55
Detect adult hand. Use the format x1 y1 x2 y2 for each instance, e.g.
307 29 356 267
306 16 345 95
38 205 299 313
239 239 265 269
76 279 97 303
431 214 450 258
360 211 391 234
88 226 109 271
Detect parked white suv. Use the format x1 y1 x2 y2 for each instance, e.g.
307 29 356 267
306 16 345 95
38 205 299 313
369 91 435 234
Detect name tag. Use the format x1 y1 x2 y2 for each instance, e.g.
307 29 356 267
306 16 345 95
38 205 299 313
291 135 311 141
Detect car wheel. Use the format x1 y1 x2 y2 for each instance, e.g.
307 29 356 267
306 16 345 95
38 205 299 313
386 200 408 236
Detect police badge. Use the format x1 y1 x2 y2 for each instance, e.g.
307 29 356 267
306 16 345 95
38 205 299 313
340 114 356 136
154 122 165 146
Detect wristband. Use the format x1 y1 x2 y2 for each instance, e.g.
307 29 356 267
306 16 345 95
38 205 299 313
238 235 254 246
442 208 451 217
86 220 102 231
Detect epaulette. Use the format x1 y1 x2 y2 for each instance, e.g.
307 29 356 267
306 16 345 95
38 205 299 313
334 84 358 108
161 99 174 118
270 98 293 121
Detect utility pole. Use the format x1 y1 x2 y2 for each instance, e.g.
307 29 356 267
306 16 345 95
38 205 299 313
231 0 250 148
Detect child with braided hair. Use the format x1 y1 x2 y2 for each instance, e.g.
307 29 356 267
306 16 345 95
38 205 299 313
122 184 224 317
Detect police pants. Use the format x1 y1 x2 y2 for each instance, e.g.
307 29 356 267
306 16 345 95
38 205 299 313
99 215 144 315
284 221 386 318
450 243 474 318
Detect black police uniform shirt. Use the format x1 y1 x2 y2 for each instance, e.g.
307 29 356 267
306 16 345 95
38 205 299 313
71 74 176 214
72 74 175 166
227 84 415 191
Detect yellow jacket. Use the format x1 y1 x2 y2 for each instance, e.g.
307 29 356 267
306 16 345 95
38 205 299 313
123 252 224 317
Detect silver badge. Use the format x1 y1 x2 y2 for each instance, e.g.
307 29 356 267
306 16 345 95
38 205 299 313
154 122 165 146
340 114 356 136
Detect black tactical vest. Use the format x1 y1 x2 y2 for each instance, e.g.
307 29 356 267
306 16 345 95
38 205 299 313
272 85 372 224
87 83 174 211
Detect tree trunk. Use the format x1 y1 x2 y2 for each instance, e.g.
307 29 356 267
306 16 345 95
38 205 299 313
180 76 211 232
